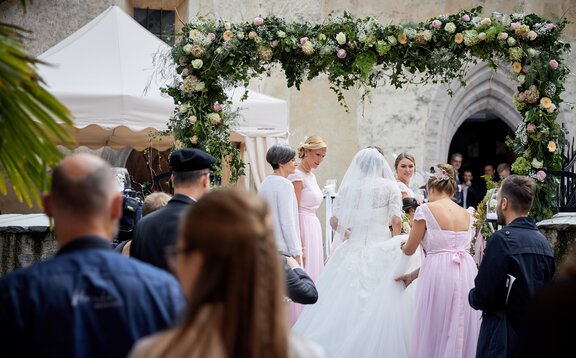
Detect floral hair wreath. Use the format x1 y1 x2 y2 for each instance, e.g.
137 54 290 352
429 166 451 181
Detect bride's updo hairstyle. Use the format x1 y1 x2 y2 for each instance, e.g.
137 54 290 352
297 135 327 159
427 163 457 196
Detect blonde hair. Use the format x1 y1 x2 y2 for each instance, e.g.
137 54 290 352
394 153 416 170
297 135 327 159
427 163 457 196
162 189 288 358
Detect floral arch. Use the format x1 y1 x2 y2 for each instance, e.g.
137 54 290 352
163 6 570 221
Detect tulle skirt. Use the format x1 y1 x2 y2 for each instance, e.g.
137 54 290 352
293 234 421 358
410 251 481 358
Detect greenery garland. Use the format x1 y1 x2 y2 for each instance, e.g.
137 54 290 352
164 6 570 220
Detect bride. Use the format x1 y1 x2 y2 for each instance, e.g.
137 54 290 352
293 148 421 357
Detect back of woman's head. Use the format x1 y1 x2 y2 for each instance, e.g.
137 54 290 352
353 148 385 178
402 197 420 213
297 135 327 158
266 144 295 170
177 189 287 358
427 163 457 196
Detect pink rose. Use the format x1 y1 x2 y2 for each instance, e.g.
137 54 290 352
300 37 309 45
461 14 470 22
546 23 556 30
432 19 442 28
549 59 559 70
511 22 520 30
522 65 530 74
208 32 216 41
182 68 189 76
213 102 222 112
270 40 278 48
337 49 347 59
518 92 527 101
536 170 546 182
347 42 355 49
527 123 537 133
254 17 264 26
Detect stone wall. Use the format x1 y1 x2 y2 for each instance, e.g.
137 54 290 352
0 229 57 276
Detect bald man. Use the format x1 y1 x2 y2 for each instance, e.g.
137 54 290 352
0 154 186 358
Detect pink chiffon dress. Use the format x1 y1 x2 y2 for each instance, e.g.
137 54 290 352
410 204 481 358
287 169 324 326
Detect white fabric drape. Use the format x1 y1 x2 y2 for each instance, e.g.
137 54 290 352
238 129 289 190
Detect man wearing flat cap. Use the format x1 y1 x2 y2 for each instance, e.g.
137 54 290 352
131 148 216 271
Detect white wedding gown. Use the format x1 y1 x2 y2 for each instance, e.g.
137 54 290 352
293 177 421 358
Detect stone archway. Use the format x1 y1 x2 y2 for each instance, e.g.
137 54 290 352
423 63 522 169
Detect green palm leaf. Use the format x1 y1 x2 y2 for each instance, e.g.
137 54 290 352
0 19 74 208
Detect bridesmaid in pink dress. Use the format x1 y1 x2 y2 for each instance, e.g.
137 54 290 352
287 136 327 326
400 163 481 358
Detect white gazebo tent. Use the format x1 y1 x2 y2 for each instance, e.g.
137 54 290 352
37 5 288 189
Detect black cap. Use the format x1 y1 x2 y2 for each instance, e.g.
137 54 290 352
169 148 216 172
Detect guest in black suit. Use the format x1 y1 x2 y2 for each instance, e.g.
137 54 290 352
469 175 555 358
461 169 482 209
449 153 463 205
130 148 216 271
282 255 318 304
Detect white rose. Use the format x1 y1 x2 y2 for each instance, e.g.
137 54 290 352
497 32 509 40
387 35 397 45
444 22 456 34
517 74 525 84
336 32 347 45
191 59 203 69
224 22 231 30
207 113 221 125
527 30 538 40
302 41 314 55
188 115 197 124
546 103 557 113
531 158 543 169
183 44 193 54
277 30 286 38
195 82 205 92
478 32 487 41
423 30 432 41
237 31 245 40
507 37 517 46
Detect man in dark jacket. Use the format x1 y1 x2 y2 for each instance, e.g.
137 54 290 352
282 255 318 304
469 175 555 358
0 154 185 358
130 148 216 271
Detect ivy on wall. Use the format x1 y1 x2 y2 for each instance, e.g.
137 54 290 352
164 6 570 220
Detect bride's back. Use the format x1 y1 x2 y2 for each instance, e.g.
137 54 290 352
333 148 403 243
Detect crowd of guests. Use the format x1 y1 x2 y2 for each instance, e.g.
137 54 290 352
447 152 512 210
0 142 571 358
